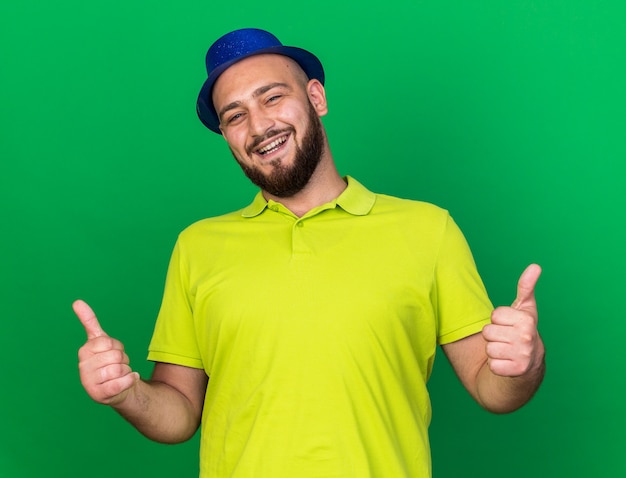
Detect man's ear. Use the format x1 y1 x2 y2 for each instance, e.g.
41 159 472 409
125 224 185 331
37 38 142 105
307 79 328 116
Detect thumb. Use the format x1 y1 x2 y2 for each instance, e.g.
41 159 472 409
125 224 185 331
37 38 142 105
512 263 542 311
73 299 108 339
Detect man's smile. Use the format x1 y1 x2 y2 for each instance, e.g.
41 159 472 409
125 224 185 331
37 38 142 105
253 133 291 159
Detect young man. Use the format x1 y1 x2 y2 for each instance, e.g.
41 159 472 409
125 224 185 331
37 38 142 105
76 28 545 477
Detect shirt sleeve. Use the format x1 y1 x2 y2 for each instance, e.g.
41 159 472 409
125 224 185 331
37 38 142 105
433 214 493 345
147 238 204 369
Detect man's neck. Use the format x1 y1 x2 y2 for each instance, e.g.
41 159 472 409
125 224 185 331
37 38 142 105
262 160 347 218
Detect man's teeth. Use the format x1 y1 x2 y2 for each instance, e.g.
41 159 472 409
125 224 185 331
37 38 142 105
258 136 287 155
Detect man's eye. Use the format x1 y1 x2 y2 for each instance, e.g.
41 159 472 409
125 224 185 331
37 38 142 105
227 113 244 124
267 95 281 103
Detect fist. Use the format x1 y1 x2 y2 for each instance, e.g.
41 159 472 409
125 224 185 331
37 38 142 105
74 300 139 405
482 264 544 377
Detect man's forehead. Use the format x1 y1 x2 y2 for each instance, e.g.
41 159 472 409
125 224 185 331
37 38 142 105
221 53 302 80
212 54 305 103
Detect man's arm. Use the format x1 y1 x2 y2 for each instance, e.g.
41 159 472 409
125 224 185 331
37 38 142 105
441 264 546 414
74 300 208 443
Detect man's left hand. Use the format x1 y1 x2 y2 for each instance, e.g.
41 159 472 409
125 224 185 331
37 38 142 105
482 264 543 377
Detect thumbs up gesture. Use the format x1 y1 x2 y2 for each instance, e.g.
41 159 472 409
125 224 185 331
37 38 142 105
74 300 139 405
482 264 544 377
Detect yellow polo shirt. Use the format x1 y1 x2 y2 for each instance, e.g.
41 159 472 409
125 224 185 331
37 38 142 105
148 176 492 477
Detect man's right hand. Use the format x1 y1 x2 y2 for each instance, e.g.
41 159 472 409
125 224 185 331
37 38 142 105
74 300 139 406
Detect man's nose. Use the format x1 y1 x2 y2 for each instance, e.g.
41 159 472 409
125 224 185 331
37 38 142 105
248 108 275 137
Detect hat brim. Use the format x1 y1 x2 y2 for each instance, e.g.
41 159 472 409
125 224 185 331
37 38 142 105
196 45 325 134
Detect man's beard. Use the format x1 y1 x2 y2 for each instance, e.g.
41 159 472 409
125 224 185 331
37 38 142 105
231 103 325 198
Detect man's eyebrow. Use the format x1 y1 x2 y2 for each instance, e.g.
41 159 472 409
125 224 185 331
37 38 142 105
253 82 291 98
218 101 242 122
217 82 292 122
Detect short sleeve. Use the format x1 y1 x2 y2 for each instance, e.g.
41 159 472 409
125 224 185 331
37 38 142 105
433 215 493 344
147 239 204 369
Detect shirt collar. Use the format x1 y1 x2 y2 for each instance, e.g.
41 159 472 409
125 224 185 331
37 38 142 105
240 176 376 218
241 191 270 218
335 176 376 215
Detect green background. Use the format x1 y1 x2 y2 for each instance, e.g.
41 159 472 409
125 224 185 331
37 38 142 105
1 1 624 476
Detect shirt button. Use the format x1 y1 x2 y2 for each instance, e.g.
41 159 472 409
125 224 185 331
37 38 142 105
296 222 304 228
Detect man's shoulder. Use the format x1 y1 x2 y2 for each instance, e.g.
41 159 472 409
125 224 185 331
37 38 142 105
177 208 248 240
345 176 449 219
373 191 449 218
